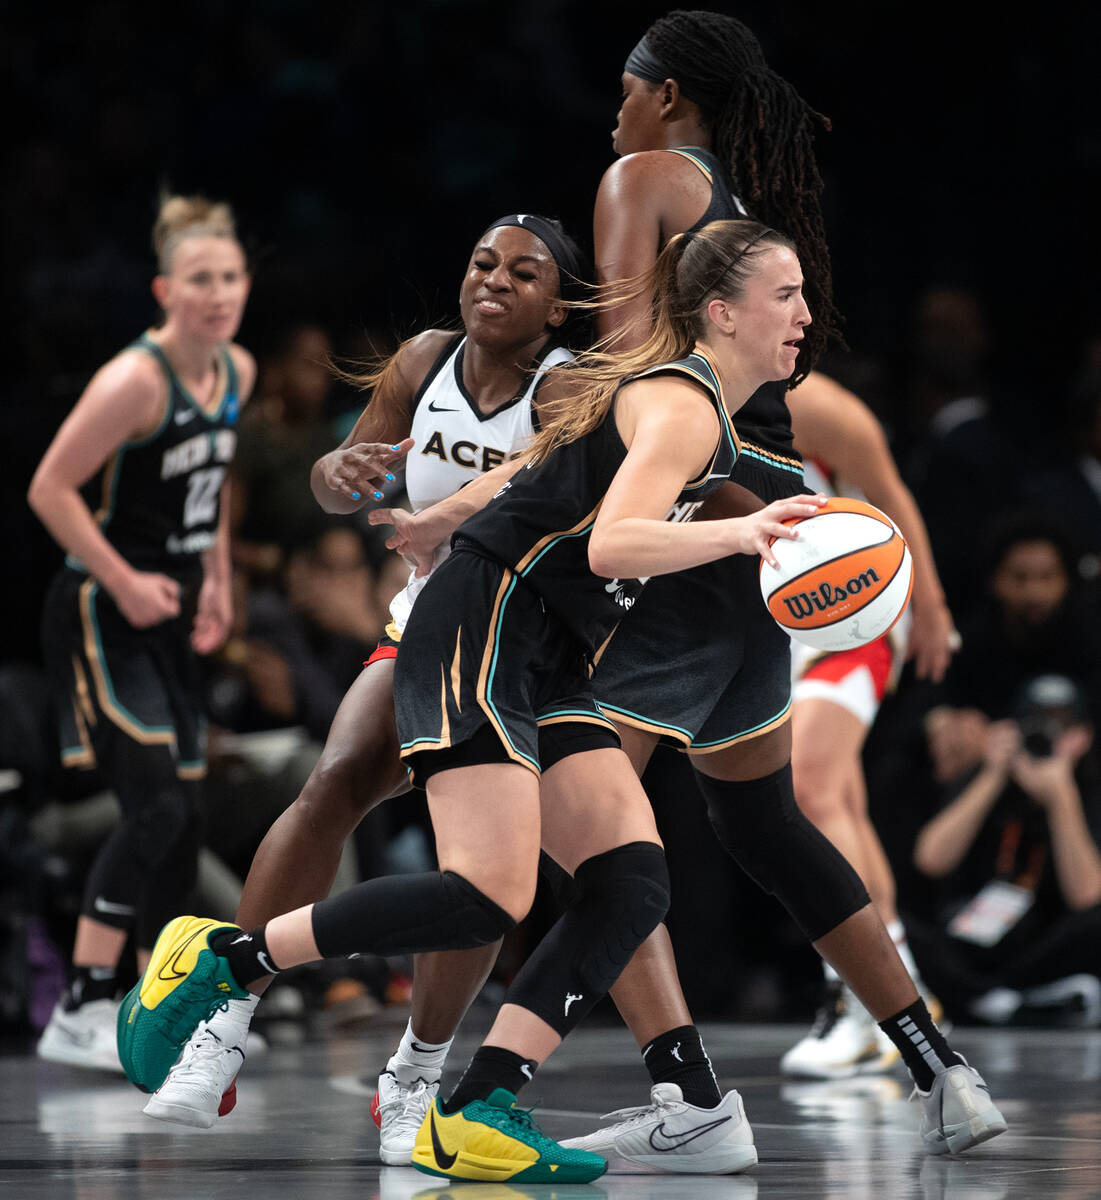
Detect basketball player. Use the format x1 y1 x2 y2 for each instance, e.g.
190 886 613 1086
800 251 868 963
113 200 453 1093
383 10 1001 1170
29 194 255 1072
142 214 588 1137
118 219 827 1185
557 11 994 1165
781 373 954 1078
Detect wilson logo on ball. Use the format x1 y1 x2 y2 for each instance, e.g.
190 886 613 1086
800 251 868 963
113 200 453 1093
759 497 914 652
782 567 881 620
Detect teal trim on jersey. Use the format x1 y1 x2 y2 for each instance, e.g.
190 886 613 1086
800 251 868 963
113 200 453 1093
594 701 694 743
631 353 738 488
400 735 447 752
689 695 792 749
738 447 804 475
668 147 713 178
86 582 177 740
517 522 596 577
485 575 540 772
137 334 236 423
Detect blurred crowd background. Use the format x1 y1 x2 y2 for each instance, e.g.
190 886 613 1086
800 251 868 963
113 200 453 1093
2 2 1100 1036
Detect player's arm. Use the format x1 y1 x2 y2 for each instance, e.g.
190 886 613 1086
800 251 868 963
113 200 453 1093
788 371 957 681
593 154 665 349
589 378 822 578
309 331 454 513
27 352 168 606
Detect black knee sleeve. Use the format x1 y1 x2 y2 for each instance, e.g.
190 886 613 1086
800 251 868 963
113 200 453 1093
538 850 578 910
696 766 870 942
506 841 670 1036
83 776 203 935
311 869 516 959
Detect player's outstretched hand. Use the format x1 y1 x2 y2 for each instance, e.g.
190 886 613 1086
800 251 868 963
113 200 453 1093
317 437 414 504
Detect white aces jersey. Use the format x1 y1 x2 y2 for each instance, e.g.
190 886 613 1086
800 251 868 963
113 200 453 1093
388 334 574 633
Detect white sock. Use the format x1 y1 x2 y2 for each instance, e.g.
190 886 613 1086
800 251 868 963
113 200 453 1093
386 1019 452 1084
886 919 922 983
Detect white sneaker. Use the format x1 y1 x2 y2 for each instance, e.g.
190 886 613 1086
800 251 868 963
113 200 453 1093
142 1027 246 1128
559 1082 757 1174
36 999 124 1073
372 1070 440 1165
781 987 881 1079
916 1063 1007 1154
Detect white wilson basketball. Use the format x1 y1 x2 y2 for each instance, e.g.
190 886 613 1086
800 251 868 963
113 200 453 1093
758 497 914 651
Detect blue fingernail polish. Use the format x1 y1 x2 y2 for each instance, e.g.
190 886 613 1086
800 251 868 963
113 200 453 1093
373 491 383 500
386 473 395 482
351 491 360 500
391 444 401 450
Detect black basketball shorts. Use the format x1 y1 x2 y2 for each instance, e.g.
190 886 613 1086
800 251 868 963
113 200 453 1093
42 566 205 778
593 463 805 754
394 548 619 787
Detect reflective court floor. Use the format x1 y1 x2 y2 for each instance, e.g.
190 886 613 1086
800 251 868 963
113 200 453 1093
5 1013 1101 1199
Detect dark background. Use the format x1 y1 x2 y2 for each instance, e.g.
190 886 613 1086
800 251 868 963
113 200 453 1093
6 3 1100 660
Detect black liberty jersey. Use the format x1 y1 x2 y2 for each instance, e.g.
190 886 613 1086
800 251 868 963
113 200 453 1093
457 351 740 654
73 334 240 579
672 147 803 493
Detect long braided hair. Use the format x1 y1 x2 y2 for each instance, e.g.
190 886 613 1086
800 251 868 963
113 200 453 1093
642 10 843 377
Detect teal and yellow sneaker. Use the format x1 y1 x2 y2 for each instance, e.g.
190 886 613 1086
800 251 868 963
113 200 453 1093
116 916 249 1094
411 1087 606 1184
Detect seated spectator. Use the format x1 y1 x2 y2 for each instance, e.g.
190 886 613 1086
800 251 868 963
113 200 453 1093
942 511 1101 724
908 675 1101 1027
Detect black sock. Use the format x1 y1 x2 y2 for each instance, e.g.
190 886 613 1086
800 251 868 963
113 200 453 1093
65 966 118 1010
210 927 279 988
642 1024 722 1108
878 998 963 1092
443 1046 539 1113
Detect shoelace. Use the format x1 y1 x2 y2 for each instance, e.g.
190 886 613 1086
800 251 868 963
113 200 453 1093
378 1079 431 1119
597 1095 675 1126
171 1030 240 1084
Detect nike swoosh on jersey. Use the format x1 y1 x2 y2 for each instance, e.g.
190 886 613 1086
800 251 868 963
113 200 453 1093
429 1109 458 1169
174 408 198 424
93 896 137 916
428 399 459 412
648 1114 731 1151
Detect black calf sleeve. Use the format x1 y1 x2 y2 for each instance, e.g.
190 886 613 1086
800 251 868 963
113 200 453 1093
695 766 869 942
506 841 670 1036
311 869 515 959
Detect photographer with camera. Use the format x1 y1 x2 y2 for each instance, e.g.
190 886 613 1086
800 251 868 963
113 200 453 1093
909 675 1101 1026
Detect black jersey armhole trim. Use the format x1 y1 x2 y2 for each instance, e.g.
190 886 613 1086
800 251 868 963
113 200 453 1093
410 332 465 417
454 335 565 425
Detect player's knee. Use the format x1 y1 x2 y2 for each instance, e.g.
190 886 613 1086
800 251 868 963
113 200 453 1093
131 787 202 870
697 766 868 942
441 870 518 944
572 841 670 985
790 763 844 825
300 735 395 834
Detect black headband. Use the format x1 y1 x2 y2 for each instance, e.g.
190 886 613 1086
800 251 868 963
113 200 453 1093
624 35 670 85
483 214 585 298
